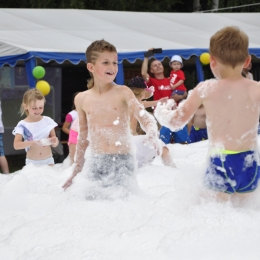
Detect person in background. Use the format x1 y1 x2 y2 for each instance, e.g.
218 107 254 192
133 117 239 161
141 49 189 145
13 89 59 166
127 76 167 135
62 92 79 135
127 76 175 168
0 101 9 173
188 104 208 143
169 55 187 100
242 59 253 80
68 117 79 165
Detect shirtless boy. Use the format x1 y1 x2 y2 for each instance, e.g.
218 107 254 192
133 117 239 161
155 26 260 199
62 40 160 190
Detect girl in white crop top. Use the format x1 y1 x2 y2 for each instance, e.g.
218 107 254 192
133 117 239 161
13 89 59 166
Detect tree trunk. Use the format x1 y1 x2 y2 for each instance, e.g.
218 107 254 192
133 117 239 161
211 0 219 12
193 0 201 12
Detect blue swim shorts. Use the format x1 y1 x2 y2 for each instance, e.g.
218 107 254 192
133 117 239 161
189 126 208 143
171 90 185 96
160 125 190 144
205 150 260 194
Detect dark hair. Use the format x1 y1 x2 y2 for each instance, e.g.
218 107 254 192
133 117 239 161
128 76 147 89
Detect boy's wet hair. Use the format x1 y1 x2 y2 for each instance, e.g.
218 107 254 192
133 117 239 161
209 26 249 68
20 88 45 116
85 39 117 89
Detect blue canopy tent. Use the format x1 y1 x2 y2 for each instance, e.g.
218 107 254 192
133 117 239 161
0 9 260 87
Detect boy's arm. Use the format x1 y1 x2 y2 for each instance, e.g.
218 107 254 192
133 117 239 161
130 116 138 135
123 87 160 154
141 97 168 108
62 93 89 190
141 48 154 83
171 80 184 90
141 56 150 82
155 85 202 132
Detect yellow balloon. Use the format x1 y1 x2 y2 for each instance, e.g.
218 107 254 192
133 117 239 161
200 52 210 65
36 80 50 96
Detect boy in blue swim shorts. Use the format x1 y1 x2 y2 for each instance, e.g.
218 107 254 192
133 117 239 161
154 26 260 200
205 150 260 194
188 104 208 143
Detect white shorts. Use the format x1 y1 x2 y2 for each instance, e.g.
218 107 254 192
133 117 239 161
25 157 54 166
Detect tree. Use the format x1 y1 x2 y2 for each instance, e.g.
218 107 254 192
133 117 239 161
0 0 259 12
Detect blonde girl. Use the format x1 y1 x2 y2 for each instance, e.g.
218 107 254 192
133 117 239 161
13 89 59 166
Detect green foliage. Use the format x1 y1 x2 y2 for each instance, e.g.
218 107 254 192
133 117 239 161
0 0 259 12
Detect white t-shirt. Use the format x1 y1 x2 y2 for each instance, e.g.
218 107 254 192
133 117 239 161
12 116 58 151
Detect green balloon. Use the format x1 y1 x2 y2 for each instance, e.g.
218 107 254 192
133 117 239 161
32 66 45 79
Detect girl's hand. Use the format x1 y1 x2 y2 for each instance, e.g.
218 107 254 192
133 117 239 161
50 136 59 147
157 97 168 104
37 138 53 146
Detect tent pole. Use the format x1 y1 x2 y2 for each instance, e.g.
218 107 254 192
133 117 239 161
115 63 124 85
195 56 204 82
25 57 36 88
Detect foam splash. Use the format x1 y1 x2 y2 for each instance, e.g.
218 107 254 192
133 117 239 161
113 117 120 125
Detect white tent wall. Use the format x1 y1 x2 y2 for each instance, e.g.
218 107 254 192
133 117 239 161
0 9 260 156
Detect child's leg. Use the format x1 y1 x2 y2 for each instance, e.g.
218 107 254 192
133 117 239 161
0 156 9 173
161 146 176 168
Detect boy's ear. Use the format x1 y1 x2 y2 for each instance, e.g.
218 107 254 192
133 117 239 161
243 55 251 68
87 63 94 73
209 55 217 68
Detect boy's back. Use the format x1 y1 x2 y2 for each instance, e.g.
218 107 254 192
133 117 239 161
199 77 260 151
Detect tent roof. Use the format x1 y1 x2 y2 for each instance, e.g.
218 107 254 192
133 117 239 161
0 9 259 66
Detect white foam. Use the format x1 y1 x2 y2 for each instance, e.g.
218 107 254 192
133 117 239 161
1 138 260 259
38 138 52 146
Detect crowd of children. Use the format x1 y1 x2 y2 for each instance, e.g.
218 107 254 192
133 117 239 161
1 26 260 201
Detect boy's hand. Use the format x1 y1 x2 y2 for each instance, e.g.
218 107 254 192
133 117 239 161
154 99 176 125
158 97 168 104
62 176 74 190
143 134 162 155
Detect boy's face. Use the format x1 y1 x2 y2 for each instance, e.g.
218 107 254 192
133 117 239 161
170 61 182 71
88 51 118 83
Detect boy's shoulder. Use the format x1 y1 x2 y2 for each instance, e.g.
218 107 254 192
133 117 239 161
113 84 131 93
